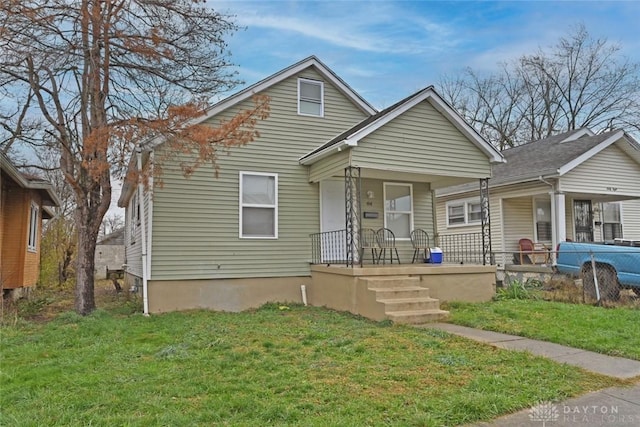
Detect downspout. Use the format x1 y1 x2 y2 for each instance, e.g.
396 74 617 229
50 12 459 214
538 176 556 264
136 146 149 316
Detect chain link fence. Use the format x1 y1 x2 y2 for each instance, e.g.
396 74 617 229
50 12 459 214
495 245 640 306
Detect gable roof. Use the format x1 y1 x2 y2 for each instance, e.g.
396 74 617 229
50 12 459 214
299 86 504 165
1 152 61 208
98 227 125 245
438 128 640 196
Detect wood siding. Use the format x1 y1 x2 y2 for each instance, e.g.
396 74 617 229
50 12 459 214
352 100 491 179
560 144 640 197
150 68 369 280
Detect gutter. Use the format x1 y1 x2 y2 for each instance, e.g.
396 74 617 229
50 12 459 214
299 139 355 165
136 146 150 316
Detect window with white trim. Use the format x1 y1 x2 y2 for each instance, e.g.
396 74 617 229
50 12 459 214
27 202 39 251
602 202 622 241
240 172 278 238
298 78 324 117
384 183 413 239
446 198 482 227
534 199 552 242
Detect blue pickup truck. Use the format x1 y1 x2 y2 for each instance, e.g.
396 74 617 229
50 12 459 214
556 241 640 301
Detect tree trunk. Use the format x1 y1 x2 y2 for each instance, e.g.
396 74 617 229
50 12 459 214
74 208 98 315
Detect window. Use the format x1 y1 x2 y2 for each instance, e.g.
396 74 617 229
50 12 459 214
240 172 278 238
298 78 323 117
602 202 622 241
384 183 413 239
446 198 481 227
534 199 552 242
27 202 39 251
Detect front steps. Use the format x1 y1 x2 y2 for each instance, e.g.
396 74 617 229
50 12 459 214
359 276 449 324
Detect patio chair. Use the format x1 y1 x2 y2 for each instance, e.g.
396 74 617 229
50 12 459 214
518 238 550 264
376 228 401 264
410 229 431 263
359 228 379 266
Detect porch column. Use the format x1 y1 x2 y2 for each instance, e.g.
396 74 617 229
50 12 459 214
345 166 361 267
554 191 566 244
479 178 492 265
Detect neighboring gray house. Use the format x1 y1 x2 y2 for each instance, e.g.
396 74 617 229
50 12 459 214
118 56 504 315
436 128 640 267
95 228 124 279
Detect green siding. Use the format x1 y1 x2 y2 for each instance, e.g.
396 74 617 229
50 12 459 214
352 100 491 178
309 150 351 182
150 68 369 280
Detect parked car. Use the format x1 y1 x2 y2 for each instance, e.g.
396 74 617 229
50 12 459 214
555 241 640 300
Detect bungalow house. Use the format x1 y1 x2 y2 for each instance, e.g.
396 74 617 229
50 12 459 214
1 152 60 298
118 56 504 320
435 128 640 267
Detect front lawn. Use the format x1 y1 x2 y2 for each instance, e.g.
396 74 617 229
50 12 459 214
445 299 640 360
0 304 619 426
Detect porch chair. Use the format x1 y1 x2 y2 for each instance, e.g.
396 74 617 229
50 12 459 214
518 238 550 265
410 229 431 263
359 228 379 266
376 228 401 265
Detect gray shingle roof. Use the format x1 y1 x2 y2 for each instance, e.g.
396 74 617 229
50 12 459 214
493 129 615 183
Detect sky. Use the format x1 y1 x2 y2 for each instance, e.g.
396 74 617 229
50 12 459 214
107 0 639 217
213 0 640 110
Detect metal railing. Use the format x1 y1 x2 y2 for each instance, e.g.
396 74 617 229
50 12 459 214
435 232 486 265
310 229 348 265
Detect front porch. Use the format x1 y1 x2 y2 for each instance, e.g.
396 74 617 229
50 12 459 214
307 263 496 324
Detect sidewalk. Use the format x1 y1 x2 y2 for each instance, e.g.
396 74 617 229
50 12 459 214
421 323 640 426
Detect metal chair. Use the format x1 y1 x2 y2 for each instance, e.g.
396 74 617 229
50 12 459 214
359 228 379 266
410 229 431 263
376 228 401 264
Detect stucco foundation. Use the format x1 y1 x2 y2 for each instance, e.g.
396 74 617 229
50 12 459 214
145 276 311 313
309 264 496 315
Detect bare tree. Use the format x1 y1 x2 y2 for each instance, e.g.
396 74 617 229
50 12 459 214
100 213 124 237
440 25 640 148
0 1 270 314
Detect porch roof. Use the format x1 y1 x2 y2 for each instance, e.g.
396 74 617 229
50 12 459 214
299 87 504 166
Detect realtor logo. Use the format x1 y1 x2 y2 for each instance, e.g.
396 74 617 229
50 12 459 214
529 401 559 426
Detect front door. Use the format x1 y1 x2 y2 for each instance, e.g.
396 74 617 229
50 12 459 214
573 200 593 242
320 180 346 262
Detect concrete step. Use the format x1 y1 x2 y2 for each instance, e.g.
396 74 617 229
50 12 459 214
386 309 450 325
378 297 441 312
360 276 420 289
370 286 431 299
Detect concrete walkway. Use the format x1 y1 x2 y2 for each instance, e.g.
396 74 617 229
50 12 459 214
420 323 640 426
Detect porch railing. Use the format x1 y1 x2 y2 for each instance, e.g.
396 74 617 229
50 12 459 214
436 232 487 265
310 230 348 265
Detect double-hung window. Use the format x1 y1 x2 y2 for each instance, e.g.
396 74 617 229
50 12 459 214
27 202 39 251
383 183 413 239
298 78 324 117
534 199 552 242
240 172 278 238
446 198 482 227
602 202 622 240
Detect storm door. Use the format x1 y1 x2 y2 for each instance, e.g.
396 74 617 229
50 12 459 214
573 200 593 242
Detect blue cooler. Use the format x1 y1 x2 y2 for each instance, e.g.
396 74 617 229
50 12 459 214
430 247 443 264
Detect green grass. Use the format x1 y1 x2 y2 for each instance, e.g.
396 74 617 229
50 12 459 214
445 299 640 360
0 304 621 426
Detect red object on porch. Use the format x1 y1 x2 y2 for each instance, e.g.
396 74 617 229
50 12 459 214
518 238 549 264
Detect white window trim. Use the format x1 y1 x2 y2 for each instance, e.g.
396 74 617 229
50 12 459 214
601 201 623 240
130 192 137 245
383 182 414 240
239 171 278 239
27 201 39 252
297 78 324 117
445 197 482 228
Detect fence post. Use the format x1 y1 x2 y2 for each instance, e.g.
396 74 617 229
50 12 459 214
590 253 601 302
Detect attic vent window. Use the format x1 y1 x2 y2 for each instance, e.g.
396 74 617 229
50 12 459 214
298 78 324 117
